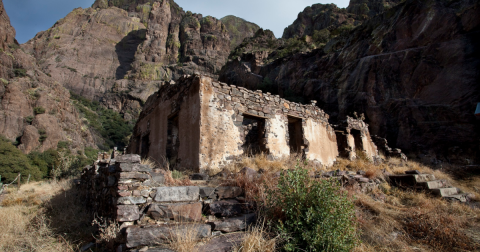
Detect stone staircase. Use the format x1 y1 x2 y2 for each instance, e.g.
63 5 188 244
389 170 469 202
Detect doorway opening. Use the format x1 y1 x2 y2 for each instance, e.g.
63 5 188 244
351 129 363 152
287 116 303 154
166 113 180 165
241 114 267 156
140 133 150 159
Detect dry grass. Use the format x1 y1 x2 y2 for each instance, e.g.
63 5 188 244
0 180 94 252
167 224 204 252
232 221 277 252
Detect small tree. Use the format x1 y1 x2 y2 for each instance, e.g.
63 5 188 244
266 164 358 251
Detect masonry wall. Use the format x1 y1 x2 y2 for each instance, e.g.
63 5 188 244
129 77 201 171
198 76 338 171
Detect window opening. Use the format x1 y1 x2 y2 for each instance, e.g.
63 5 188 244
166 113 180 165
287 116 303 154
241 114 267 156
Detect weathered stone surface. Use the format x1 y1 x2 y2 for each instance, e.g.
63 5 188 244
238 167 258 181
117 163 152 172
119 172 150 180
196 233 246 252
199 187 217 199
118 196 147 205
190 173 209 180
212 213 256 232
147 202 202 222
116 155 141 164
126 224 211 248
209 200 242 217
117 205 140 222
154 186 199 202
216 187 243 199
150 173 165 184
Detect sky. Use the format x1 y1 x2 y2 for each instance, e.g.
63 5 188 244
3 0 350 44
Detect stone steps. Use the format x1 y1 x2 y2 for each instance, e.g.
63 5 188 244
389 170 468 203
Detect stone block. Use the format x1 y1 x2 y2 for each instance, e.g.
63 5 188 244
118 196 147 205
199 187 217 199
117 205 140 222
118 190 132 197
209 200 242 217
154 186 199 202
196 233 246 252
147 202 202 222
117 163 152 172
119 172 150 180
190 173 209 180
216 187 243 199
150 173 165 184
126 224 211 248
115 154 141 163
212 213 256 233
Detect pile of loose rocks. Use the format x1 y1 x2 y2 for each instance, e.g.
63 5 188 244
80 154 256 252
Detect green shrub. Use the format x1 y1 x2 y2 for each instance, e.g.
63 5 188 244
313 29 330 43
266 165 358 251
70 92 134 149
25 115 34 124
0 135 42 183
8 43 20 50
38 129 47 143
33 106 46 115
14 68 27 77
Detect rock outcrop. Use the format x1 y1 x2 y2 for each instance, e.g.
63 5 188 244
0 0 95 153
220 15 260 49
0 0 15 51
220 0 480 163
23 0 260 119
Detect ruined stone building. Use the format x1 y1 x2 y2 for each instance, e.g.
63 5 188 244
128 75 380 172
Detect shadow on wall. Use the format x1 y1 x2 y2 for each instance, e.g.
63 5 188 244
115 29 147 80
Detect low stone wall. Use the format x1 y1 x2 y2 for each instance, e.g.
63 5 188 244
80 154 254 251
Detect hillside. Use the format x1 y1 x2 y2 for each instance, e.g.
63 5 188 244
219 0 480 163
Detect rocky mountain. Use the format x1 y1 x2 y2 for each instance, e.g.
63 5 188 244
23 0 260 119
220 15 260 50
0 0 95 154
220 0 480 163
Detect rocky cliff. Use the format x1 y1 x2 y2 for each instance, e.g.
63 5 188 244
220 15 260 50
23 0 260 119
0 0 95 154
220 0 480 163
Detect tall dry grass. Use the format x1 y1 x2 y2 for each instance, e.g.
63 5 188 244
232 221 277 252
0 180 94 252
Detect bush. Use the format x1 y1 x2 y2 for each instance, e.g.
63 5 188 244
0 136 42 183
25 115 34 124
14 68 27 77
33 107 46 115
38 129 47 143
313 29 330 43
266 165 357 251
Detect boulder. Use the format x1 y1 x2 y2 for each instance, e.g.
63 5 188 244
212 213 256 232
215 187 243 199
209 200 242 217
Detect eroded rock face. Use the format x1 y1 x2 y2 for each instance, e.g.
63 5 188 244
0 0 15 51
0 0 95 153
220 0 480 162
220 15 260 50
24 0 259 121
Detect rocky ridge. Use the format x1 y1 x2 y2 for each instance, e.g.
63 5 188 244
23 0 260 119
0 0 95 154
219 0 480 163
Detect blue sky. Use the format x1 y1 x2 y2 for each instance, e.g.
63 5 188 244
4 0 350 44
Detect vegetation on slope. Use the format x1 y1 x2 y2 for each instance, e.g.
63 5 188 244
70 92 134 151
0 136 97 184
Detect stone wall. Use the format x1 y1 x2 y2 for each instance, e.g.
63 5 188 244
334 116 379 161
80 154 253 251
129 74 340 173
